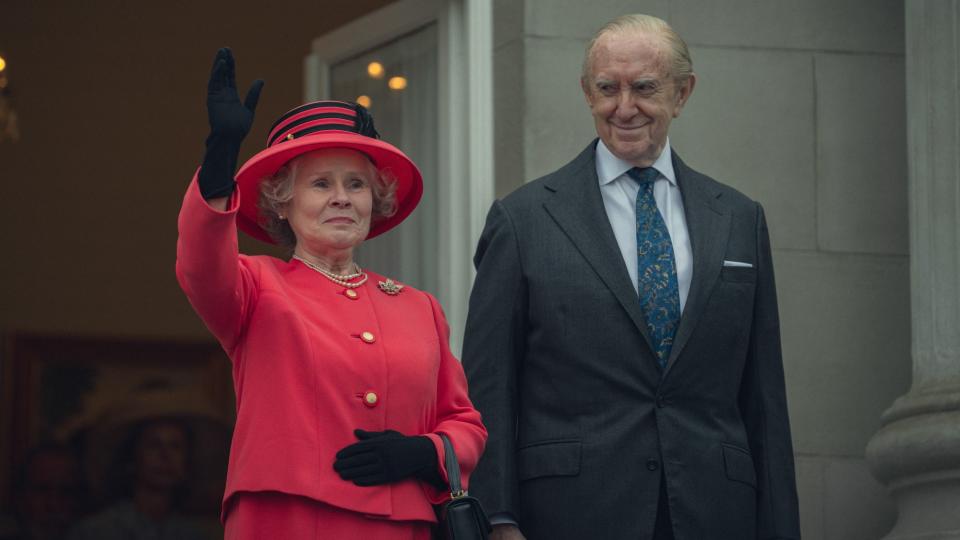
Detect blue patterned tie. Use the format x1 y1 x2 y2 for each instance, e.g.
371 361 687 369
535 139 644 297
627 167 681 368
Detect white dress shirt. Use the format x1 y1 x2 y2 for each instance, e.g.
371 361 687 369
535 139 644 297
596 138 693 311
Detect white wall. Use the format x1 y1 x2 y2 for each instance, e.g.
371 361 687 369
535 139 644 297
492 1 909 538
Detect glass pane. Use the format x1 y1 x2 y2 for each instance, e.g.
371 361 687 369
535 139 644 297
330 23 438 292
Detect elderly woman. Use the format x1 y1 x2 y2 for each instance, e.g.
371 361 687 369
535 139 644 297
176 48 487 540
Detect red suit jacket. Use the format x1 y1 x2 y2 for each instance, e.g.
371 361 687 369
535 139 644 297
176 176 487 522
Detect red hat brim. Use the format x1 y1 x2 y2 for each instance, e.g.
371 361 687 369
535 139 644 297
234 131 423 244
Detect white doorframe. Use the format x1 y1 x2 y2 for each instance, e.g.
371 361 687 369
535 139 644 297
305 0 494 354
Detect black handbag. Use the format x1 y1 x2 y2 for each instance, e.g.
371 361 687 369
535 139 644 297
436 434 492 540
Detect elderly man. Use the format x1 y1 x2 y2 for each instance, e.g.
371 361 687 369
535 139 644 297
462 14 800 540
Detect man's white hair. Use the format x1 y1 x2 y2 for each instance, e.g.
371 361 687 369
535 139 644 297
581 14 694 87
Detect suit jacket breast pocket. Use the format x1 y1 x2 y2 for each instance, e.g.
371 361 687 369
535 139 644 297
720 266 757 284
517 439 581 481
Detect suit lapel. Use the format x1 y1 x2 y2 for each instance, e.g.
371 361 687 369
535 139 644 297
541 142 658 355
539 145 732 378
663 153 732 377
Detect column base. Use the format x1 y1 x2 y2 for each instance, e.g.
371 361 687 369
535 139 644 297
866 384 960 540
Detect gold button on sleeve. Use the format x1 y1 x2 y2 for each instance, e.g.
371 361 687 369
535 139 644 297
360 331 376 343
363 391 379 407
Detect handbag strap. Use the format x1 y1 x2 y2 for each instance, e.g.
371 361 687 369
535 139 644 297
439 433 466 499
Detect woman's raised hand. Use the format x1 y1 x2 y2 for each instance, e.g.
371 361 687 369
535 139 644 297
198 48 264 201
206 47 263 143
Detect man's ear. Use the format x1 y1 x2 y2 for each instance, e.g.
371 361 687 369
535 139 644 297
673 72 696 118
581 76 595 107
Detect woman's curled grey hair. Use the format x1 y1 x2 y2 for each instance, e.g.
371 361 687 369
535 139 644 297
258 155 398 249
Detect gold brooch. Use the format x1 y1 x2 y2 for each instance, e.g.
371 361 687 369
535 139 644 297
378 278 404 296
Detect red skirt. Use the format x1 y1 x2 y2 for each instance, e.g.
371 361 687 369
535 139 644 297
224 491 433 540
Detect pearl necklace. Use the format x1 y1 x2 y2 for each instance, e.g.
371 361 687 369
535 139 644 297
293 255 368 288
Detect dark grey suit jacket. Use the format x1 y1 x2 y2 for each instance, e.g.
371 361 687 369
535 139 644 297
462 141 801 540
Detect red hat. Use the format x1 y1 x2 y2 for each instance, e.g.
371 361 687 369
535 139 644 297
234 100 423 243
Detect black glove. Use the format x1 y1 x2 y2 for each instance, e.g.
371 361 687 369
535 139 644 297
198 47 264 200
334 429 444 487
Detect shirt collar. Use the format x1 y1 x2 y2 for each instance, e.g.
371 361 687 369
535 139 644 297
596 138 676 187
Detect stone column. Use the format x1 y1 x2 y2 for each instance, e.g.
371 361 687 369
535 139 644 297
865 1 960 538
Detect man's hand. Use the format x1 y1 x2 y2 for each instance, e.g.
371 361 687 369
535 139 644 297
490 524 527 540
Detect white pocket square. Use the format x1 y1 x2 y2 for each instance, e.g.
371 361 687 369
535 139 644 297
723 260 753 268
